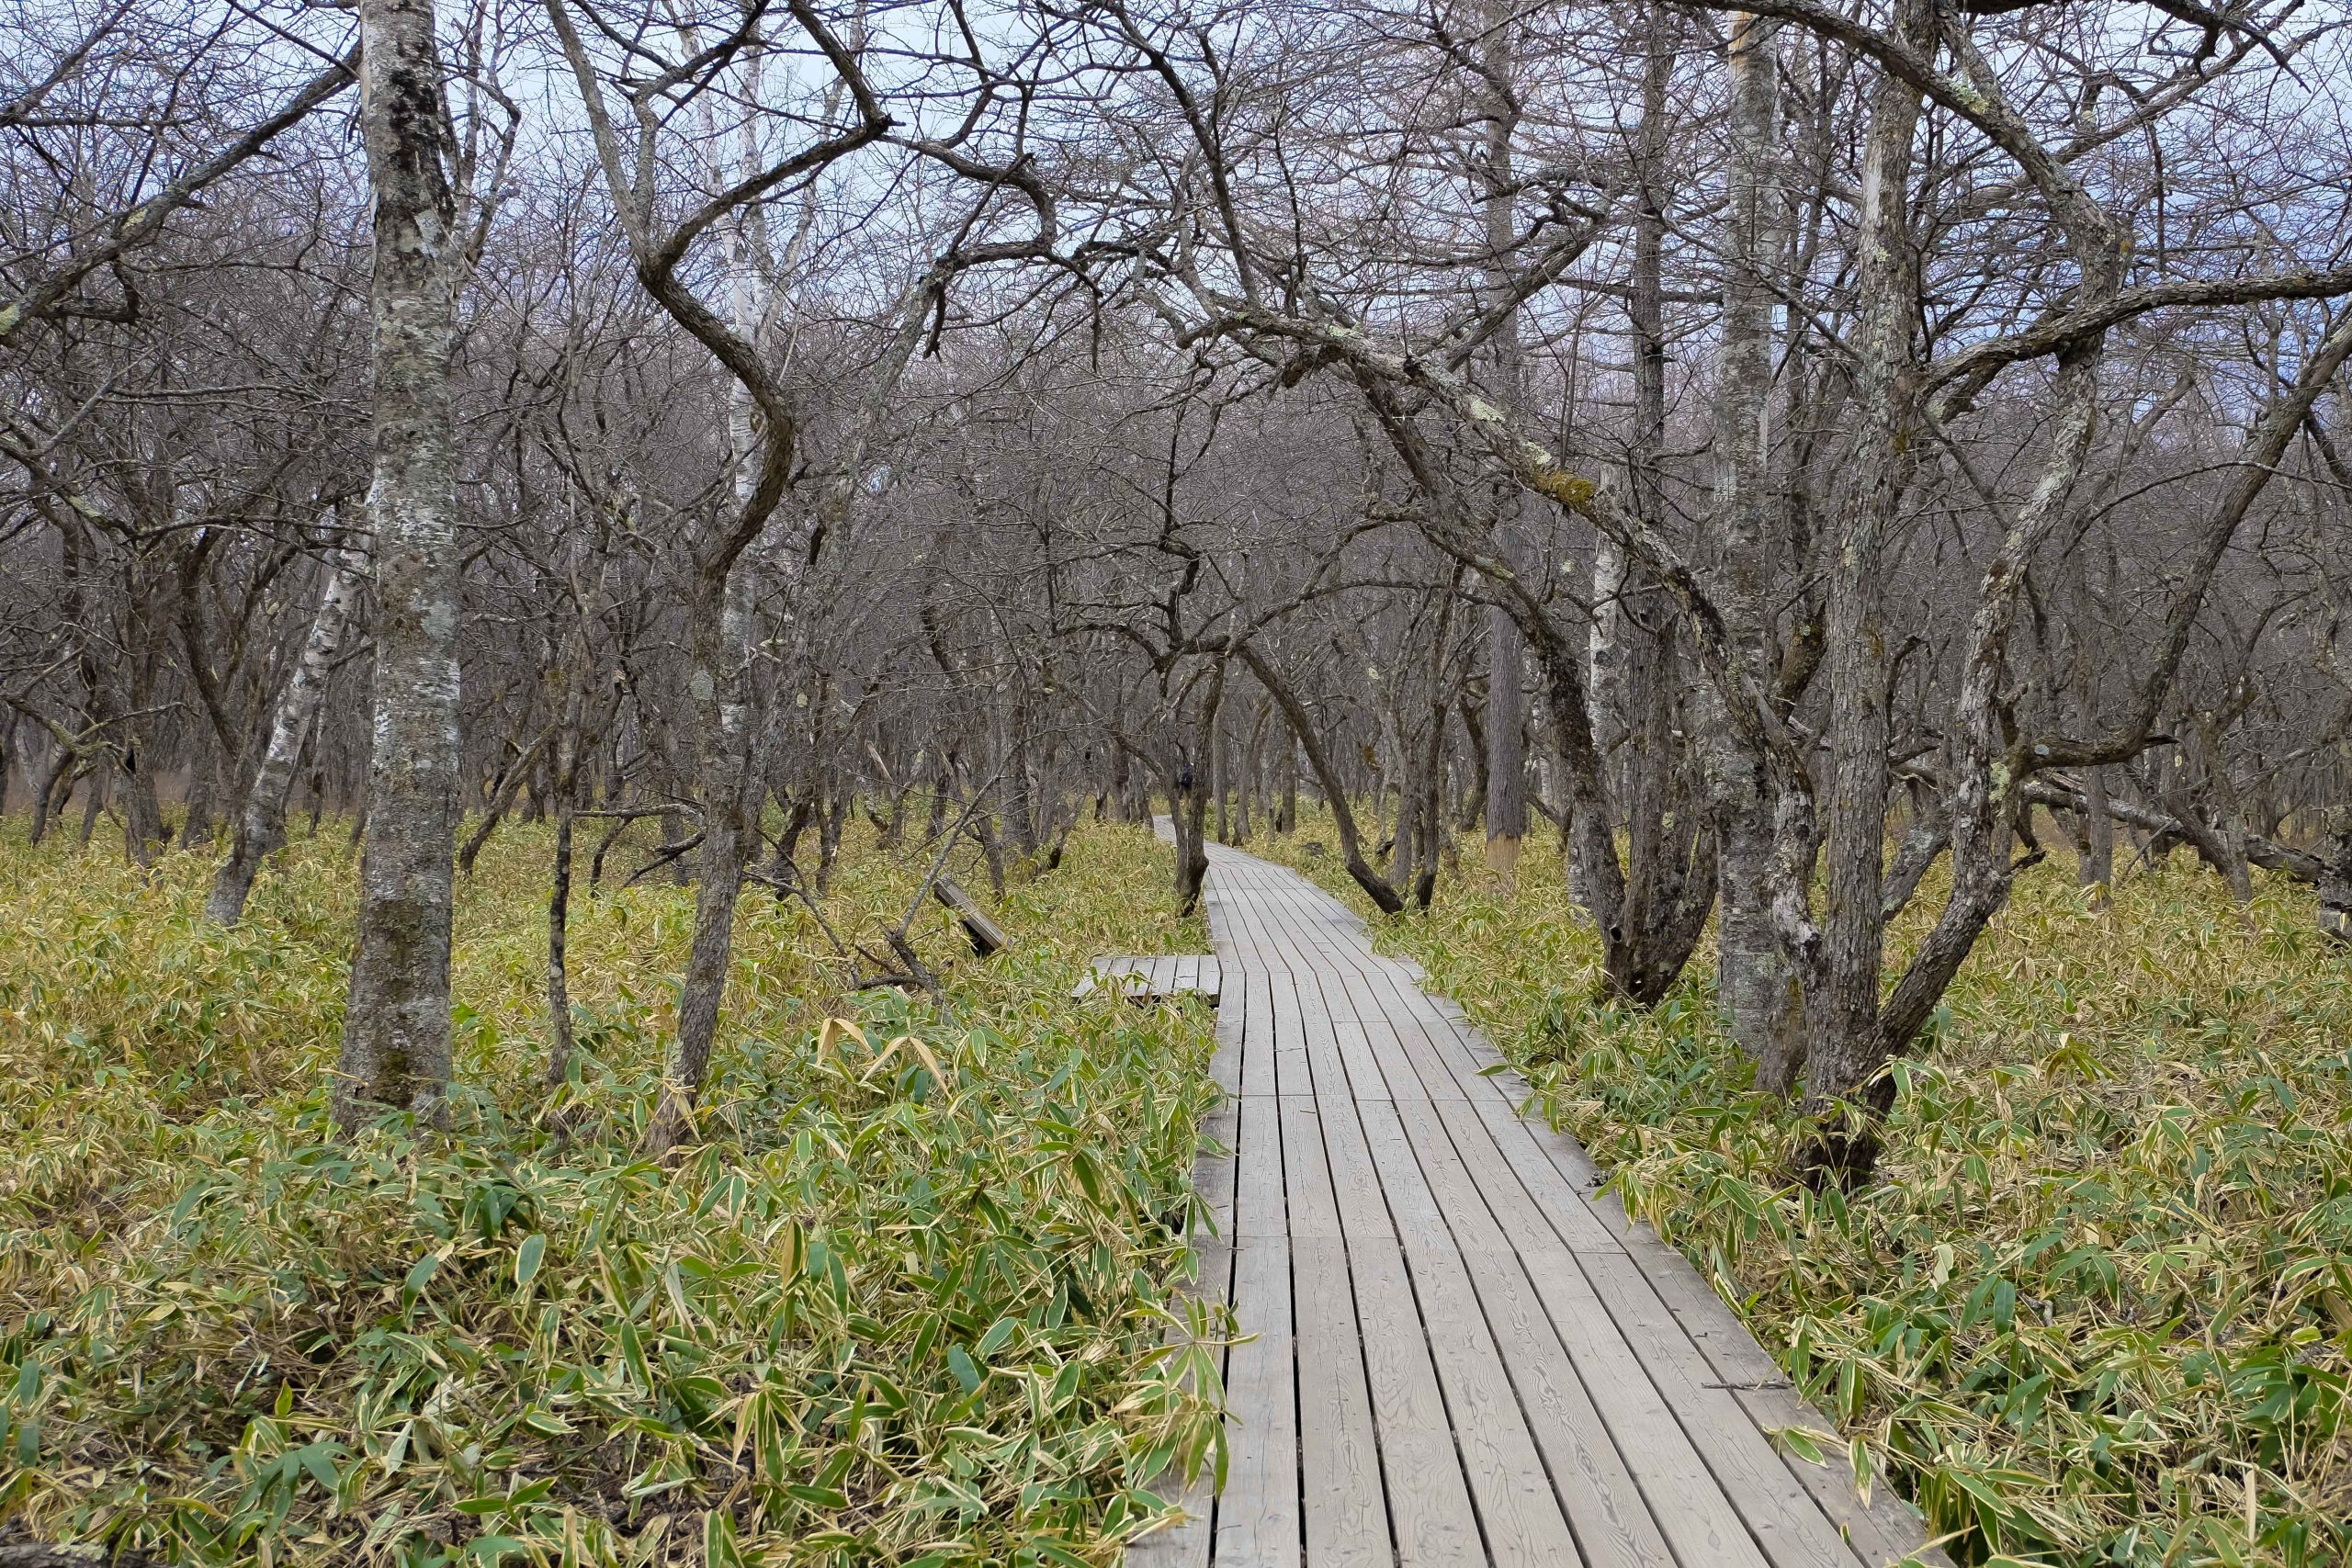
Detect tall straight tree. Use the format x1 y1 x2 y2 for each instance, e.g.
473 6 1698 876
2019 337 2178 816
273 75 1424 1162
1476 0 1527 881
1706 11 1802 1087
334 0 463 1130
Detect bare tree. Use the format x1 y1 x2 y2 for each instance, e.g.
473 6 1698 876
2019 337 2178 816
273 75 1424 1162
333 0 469 1130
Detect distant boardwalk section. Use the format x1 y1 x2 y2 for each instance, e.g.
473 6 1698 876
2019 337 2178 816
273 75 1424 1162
1130 833 1950 1568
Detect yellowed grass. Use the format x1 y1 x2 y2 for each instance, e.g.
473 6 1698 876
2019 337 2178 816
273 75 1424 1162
1253 809 2352 1568
0 817 1221 1567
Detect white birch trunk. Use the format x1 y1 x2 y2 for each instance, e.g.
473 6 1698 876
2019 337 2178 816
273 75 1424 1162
206 545 367 924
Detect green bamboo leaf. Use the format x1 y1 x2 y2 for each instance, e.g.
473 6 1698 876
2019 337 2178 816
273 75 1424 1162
514 1232 546 1291
400 1253 440 1316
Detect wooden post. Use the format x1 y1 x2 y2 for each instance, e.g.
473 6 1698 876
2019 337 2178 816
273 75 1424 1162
933 874 1007 956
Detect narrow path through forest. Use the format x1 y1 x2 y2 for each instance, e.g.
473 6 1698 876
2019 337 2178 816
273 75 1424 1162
1131 836 1949 1568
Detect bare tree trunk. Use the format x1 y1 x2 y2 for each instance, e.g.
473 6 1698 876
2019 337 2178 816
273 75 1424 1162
1173 662 1224 913
1392 756 1421 894
1239 644 1404 912
650 525 760 1151
334 0 461 1131
1108 739 1133 824
179 729 219 849
1413 671 1448 908
458 718 557 874
1584 7 1718 1008
306 750 327 836
1485 605 1526 877
1792 0 1925 1155
2204 722 2256 908
2063 546 2114 903
545 792 578 1084
207 547 366 925
1238 697 1266 844
1168 769 1205 908
28 743 73 847
1588 537 1629 795
2078 765 2116 893
1707 11 1803 1089
1211 700 1229 844
1457 691 1488 829
120 763 166 864
78 763 106 846
544 612 594 1089
1476 0 1528 883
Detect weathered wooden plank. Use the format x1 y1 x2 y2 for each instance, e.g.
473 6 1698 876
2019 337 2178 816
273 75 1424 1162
1215 1241 1301 1568
1209 965 1246 1099
1073 953 1224 1002
1266 964 1316 1102
934 874 1007 956
1385 1096 1674 1568
1314 964 1410 1103
1463 1096 1625 1257
1358 1100 1586 1564
1301 1058 1483 1565
1194 1102 1238 1242
1730 1382 1954 1567
1230 1095 1286 1243
1238 961 1281 1102
1517 1241 1773 1568
1354 984 1527 1118
1622 1231 1792 1393
1579 1249 1865 1568
1277 1096 1343 1239
1330 888 1875 1568
1330 964 1414 1100
1287 1236 1390 1562
1294 1003 1396 1243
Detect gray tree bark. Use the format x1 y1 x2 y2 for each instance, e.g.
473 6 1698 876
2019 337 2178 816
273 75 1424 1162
2062 544 2114 902
1789 0 1928 1155
658 561 758 1143
1476 0 1527 881
1706 12 1803 1089
1592 6 1717 1008
334 0 463 1130
206 545 367 925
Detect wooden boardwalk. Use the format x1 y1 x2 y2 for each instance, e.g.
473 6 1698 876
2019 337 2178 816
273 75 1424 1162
1073 953 1225 1003
1130 839 1947 1568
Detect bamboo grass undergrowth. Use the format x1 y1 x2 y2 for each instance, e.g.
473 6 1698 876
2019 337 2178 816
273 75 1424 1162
1256 807 2352 1568
0 818 1223 1567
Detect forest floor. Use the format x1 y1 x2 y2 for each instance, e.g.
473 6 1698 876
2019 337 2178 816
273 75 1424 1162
1250 810 2352 1568
0 818 1223 1567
